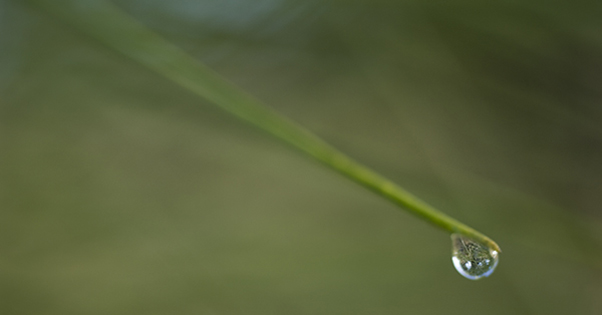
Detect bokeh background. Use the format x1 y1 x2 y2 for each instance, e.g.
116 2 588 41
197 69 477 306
2 0 602 314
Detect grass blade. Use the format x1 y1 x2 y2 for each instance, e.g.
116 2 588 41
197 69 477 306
27 0 501 253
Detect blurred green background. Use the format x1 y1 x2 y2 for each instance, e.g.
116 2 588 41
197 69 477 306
2 0 602 314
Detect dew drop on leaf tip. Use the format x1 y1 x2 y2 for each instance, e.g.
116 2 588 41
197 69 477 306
451 233 499 280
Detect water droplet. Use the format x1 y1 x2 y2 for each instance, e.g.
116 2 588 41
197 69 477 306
451 234 499 280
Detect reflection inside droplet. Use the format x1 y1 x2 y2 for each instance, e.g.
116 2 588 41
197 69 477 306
451 234 499 280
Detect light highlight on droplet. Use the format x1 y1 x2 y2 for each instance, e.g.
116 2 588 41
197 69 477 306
451 233 499 280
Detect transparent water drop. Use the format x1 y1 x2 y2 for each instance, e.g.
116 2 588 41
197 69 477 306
451 233 499 280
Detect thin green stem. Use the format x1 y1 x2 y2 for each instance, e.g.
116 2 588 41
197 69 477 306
28 0 501 253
